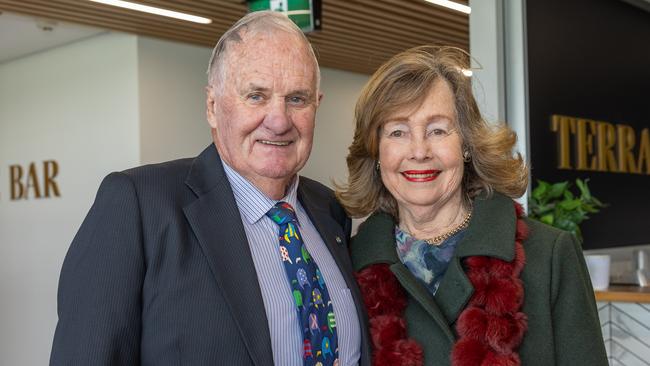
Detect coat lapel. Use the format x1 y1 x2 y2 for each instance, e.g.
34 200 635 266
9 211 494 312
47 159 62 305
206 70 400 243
183 145 273 366
434 193 517 324
297 181 372 366
351 213 455 342
391 263 455 341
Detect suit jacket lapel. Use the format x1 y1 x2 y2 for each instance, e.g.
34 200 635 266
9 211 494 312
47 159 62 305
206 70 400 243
297 184 353 278
297 181 372 366
183 145 273 366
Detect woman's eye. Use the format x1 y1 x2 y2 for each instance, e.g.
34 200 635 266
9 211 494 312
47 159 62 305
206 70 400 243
428 128 448 136
389 130 404 138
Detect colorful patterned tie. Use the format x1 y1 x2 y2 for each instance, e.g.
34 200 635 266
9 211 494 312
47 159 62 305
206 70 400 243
266 202 339 366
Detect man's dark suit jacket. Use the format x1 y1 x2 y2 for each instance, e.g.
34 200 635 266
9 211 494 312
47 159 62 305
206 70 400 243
50 144 371 366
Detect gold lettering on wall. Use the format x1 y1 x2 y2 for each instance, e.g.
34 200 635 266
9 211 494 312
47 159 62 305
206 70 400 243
639 129 650 174
576 118 597 170
597 121 617 172
44 160 60 197
550 115 649 175
617 124 637 173
551 115 574 169
10 165 24 199
8 160 61 200
26 163 42 198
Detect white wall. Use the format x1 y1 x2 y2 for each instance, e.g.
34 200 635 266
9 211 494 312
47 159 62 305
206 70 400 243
303 67 369 187
470 0 529 207
0 32 140 366
469 0 505 124
137 37 213 164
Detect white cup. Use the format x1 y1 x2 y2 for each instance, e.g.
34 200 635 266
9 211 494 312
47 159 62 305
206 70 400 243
584 254 611 291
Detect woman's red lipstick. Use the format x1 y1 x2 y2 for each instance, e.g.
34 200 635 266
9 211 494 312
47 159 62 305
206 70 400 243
401 170 440 182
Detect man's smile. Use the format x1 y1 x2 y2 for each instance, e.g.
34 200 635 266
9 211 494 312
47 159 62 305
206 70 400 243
259 140 293 146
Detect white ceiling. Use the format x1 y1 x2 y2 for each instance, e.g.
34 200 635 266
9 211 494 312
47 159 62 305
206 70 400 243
0 11 106 64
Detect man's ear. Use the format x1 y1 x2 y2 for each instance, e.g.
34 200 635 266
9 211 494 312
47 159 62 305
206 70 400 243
317 92 324 106
205 86 218 129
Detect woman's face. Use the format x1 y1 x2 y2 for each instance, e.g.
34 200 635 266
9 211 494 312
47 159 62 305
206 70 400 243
378 79 465 214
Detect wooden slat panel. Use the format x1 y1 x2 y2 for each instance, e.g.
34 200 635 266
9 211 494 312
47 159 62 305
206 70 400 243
0 0 469 74
323 6 466 42
329 0 468 34
309 32 408 60
0 2 220 45
318 16 467 50
0 1 221 42
378 0 469 25
53 0 234 30
324 5 467 46
0 0 226 35
309 22 439 52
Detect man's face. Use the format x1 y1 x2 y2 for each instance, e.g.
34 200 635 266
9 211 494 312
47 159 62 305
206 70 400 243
206 31 320 197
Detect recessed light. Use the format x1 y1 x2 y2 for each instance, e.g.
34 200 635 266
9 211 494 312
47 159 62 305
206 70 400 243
89 0 212 24
424 0 471 14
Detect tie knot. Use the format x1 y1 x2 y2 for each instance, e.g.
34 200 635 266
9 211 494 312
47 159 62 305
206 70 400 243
266 201 298 226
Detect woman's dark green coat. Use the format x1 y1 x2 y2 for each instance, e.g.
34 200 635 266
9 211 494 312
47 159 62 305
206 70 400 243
351 192 608 365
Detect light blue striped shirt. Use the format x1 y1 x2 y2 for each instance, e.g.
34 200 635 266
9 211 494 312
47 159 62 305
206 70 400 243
222 160 361 366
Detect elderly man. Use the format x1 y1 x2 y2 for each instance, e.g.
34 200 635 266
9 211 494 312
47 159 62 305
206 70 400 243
50 11 370 366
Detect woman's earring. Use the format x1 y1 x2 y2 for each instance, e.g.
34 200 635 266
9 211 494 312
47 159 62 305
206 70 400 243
376 161 381 170
463 150 471 163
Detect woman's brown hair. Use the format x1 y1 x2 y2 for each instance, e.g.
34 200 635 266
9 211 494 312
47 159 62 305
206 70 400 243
335 46 528 218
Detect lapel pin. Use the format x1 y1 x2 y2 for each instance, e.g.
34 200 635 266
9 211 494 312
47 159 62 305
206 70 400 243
335 236 342 244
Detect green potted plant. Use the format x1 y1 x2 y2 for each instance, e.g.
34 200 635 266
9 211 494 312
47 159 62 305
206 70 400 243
528 178 610 289
528 178 606 243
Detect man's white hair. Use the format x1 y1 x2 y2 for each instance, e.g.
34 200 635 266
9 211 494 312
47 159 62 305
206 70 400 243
206 10 320 92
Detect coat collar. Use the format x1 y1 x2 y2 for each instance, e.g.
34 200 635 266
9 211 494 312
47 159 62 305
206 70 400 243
351 192 517 335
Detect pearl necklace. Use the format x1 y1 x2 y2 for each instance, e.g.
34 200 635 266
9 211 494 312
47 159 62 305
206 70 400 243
402 209 473 246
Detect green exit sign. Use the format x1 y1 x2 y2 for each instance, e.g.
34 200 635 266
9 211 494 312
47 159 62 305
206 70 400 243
248 0 321 33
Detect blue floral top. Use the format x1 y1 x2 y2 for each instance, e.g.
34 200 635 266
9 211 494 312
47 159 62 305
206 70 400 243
395 226 466 295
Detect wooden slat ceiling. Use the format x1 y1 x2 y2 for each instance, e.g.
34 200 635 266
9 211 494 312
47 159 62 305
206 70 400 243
0 0 469 75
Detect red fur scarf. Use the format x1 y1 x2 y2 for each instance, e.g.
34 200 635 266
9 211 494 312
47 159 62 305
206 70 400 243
355 202 529 366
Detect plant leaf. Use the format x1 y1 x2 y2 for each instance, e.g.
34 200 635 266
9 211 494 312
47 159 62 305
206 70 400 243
527 177 605 246
548 181 569 199
576 178 592 199
532 180 549 200
540 214 554 225
559 199 581 211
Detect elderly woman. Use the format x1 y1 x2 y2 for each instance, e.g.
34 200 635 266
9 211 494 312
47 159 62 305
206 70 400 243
336 46 607 366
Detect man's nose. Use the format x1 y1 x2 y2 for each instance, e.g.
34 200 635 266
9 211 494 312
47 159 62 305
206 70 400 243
263 98 292 134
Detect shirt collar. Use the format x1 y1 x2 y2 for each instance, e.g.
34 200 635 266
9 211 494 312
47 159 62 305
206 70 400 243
221 158 300 225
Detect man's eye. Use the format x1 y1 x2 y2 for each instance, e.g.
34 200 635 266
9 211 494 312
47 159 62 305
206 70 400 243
247 93 264 102
288 96 306 105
